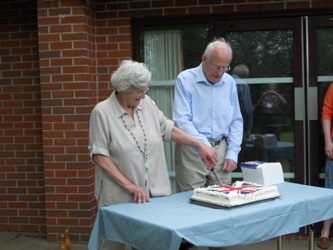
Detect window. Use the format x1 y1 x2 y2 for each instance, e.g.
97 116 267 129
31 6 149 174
138 24 209 192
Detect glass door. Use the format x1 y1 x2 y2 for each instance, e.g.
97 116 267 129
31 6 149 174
308 15 333 187
215 17 304 183
215 14 333 237
134 14 333 190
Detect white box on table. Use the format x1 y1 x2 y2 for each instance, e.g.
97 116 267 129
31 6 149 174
241 161 284 186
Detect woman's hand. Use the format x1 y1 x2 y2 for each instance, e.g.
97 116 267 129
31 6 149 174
323 120 333 160
198 142 218 169
93 154 150 203
126 183 150 203
325 140 333 160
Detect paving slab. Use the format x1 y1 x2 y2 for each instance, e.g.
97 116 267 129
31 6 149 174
0 231 332 250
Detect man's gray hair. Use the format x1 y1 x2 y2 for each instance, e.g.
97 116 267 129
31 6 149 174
204 38 232 58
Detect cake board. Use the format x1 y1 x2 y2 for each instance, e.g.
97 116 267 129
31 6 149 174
190 195 280 208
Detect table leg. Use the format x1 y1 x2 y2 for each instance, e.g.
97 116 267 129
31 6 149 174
277 236 283 250
308 224 314 250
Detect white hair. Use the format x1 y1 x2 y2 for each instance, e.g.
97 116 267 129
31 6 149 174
204 38 232 59
111 60 151 92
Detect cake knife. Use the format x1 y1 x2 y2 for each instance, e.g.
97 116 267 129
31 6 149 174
211 168 223 185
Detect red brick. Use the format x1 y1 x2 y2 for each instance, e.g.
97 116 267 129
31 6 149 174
11 47 32 55
119 9 163 18
74 58 93 65
38 17 60 25
57 218 79 226
19 209 39 216
224 0 246 3
12 62 33 70
40 67 61 75
50 41 73 50
50 58 73 66
54 155 77 162
53 122 75 130
61 15 88 25
49 8 71 16
61 32 88 41
9 217 29 223
199 0 220 5
175 0 197 6
62 66 87 74
188 6 211 14
287 1 310 9
312 0 333 8
56 186 78 194
152 0 174 8
236 3 261 12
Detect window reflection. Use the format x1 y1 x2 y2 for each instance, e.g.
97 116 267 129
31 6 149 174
226 30 295 177
139 24 209 192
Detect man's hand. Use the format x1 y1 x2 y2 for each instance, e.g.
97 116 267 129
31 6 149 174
222 159 237 173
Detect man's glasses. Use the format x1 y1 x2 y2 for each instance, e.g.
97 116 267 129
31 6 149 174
207 58 230 72
135 88 149 97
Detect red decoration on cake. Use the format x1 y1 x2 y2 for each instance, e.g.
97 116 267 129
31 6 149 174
208 182 258 194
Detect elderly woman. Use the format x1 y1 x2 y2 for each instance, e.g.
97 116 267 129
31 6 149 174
89 60 218 250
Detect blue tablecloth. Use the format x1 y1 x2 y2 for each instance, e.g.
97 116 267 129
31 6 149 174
88 182 333 250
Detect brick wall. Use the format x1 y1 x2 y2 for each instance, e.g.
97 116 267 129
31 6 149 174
1 0 333 244
37 0 97 243
0 0 45 233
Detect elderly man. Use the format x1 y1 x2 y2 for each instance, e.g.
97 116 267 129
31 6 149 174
173 38 243 192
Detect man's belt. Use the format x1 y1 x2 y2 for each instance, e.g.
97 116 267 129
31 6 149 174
208 138 225 147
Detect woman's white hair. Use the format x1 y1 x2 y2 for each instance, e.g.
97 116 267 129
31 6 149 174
111 60 151 92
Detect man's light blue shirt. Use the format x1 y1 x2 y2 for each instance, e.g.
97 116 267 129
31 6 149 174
173 63 243 163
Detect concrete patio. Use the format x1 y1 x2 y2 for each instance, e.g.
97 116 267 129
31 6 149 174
1 231 332 250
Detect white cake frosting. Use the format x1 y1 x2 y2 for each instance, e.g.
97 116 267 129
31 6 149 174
191 181 280 207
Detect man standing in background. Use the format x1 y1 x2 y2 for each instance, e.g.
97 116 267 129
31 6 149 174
232 64 253 167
